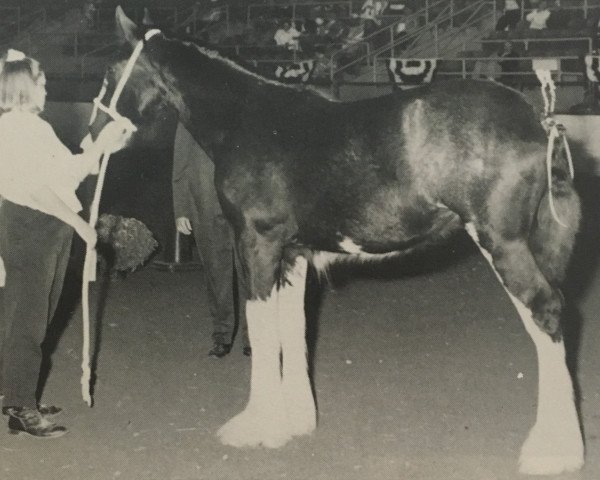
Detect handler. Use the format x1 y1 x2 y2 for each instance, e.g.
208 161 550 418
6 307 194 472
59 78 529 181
172 122 250 358
0 49 132 438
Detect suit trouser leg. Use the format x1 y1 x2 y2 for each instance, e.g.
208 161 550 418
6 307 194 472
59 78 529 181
192 212 239 345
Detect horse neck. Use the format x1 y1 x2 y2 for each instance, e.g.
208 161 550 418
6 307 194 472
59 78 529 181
178 69 251 156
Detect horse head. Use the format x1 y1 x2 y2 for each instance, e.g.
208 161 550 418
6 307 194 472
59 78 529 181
89 6 188 143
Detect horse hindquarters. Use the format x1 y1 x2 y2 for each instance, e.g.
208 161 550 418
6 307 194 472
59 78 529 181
465 177 583 475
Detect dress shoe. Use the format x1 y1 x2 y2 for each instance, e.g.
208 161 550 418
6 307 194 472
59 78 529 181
2 404 62 417
243 346 252 357
37 404 63 417
208 342 232 358
7 407 67 438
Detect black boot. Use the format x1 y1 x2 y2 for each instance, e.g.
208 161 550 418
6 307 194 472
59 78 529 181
7 407 67 438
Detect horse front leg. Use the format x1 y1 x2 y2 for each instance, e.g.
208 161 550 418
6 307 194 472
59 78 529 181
217 282 291 448
278 256 316 437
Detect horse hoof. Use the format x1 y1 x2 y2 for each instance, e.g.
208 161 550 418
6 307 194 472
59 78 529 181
217 408 291 449
283 380 317 437
519 424 584 475
519 454 584 476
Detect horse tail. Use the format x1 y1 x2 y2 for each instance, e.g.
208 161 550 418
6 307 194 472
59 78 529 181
529 167 580 285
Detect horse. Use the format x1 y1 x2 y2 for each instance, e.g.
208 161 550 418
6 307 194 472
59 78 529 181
90 7 584 475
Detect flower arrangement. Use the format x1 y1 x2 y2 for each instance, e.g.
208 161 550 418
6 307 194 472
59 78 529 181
96 214 158 272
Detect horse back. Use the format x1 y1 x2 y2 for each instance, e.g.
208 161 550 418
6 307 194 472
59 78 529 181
219 80 549 254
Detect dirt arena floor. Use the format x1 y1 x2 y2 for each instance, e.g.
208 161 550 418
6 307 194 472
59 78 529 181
1 176 600 480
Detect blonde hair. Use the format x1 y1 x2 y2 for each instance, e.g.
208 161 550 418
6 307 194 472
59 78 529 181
0 53 45 113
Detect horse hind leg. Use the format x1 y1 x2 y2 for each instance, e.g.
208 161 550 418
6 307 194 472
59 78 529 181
465 223 583 475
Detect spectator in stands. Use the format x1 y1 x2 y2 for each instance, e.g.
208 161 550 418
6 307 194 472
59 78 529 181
472 51 502 81
311 48 336 82
498 41 522 88
495 0 521 31
526 0 550 30
274 20 301 50
361 0 388 27
547 0 570 30
83 1 97 29
361 0 389 49
323 18 349 45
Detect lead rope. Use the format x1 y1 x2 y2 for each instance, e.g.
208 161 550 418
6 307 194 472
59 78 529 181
543 119 575 229
535 67 575 229
80 29 161 406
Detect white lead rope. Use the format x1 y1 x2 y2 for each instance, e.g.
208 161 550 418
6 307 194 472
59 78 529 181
544 121 575 229
535 68 575 229
80 29 161 406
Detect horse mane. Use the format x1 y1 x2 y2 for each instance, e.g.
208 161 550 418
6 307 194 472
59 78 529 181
164 34 338 102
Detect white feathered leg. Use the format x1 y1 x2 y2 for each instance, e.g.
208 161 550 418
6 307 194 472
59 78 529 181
466 223 584 475
278 256 316 437
217 284 290 448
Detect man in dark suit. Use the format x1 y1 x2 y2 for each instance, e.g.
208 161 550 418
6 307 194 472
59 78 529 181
172 123 250 358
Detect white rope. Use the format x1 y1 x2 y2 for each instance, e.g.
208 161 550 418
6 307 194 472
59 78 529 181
543 120 575 229
545 124 567 228
562 129 575 180
535 69 556 117
80 29 160 405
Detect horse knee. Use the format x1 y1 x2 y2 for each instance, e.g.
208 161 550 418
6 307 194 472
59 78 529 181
476 232 565 340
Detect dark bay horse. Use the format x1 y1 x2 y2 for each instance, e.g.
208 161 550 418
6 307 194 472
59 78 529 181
92 7 584 474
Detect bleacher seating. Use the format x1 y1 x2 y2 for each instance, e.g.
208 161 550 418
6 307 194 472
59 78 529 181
1 0 598 96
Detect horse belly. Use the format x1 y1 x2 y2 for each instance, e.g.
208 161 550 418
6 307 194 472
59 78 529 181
341 205 461 254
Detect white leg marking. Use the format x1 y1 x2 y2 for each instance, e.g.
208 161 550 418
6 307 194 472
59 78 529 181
278 257 316 437
465 223 584 475
217 284 291 448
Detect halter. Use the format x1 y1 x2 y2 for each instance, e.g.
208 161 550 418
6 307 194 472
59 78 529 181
80 28 161 406
89 28 162 127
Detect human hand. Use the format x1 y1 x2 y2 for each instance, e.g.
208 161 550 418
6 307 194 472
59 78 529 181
96 119 136 154
0 256 5 287
176 217 192 235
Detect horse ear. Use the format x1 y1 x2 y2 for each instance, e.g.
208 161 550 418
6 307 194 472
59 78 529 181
115 5 139 46
142 8 154 26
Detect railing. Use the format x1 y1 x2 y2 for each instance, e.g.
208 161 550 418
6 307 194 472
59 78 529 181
480 35 594 54
403 1 495 57
514 0 600 19
178 5 231 37
0 6 46 48
246 1 354 23
32 31 115 58
330 0 495 83
378 54 584 84
80 43 121 79
328 0 446 82
89 6 179 30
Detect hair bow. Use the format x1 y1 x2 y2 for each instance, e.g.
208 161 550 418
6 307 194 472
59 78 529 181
6 49 26 62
